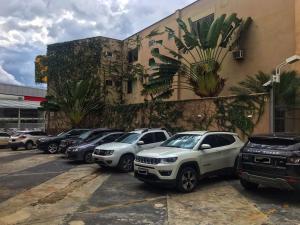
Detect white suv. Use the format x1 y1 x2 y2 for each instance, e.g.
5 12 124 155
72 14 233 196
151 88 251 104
92 129 170 172
9 130 48 150
134 131 244 192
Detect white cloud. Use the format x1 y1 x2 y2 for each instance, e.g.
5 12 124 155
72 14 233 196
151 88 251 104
0 65 22 85
0 0 195 86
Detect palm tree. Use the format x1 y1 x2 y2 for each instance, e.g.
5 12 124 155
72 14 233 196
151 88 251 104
144 13 252 98
220 71 300 135
53 77 106 128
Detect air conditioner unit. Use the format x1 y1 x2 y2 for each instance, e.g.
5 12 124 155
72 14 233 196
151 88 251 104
233 50 244 60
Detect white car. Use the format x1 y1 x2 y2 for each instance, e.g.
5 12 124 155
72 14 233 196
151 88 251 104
134 131 244 192
92 128 170 172
9 130 48 150
0 132 10 147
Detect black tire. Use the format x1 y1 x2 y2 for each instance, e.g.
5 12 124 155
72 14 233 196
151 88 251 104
47 143 58 154
25 141 34 150
11 146 18 151
240 178 259 190
117 154 134 172
176 167 198 193
84 152 94 164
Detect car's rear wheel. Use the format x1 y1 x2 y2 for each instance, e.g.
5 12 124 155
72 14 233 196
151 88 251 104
84 152 94 164
48 143 58 154
177 167 198 193
118 154 134 172
25 141 33 150
240 178 259 190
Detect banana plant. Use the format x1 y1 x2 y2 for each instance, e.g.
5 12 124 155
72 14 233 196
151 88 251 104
144 13 252 98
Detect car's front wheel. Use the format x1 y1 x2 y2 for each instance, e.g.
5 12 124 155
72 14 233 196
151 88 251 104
176 167 198 193
48 143 58 154
84 152 94 164
118 154 134 172
25 141 34 150
240 178 259 190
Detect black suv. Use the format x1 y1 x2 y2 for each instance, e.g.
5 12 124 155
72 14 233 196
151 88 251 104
36 129 90 154
59 128 123 153
238 134 300 191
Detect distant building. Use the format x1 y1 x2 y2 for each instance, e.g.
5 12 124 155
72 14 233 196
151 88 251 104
0 83 46 131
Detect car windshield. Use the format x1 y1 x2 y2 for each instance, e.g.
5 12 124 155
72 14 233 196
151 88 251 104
161 134 202 149
115 133 141 144
78 130 93 139
85 133 107 143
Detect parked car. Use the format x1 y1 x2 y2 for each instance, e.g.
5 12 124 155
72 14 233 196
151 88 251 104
0 132 11 147
238 134 300 191
66 132 124 163
92 128 170 172
9 130 48 150
59 128 123 153
36 129 90 154
134 131 244 193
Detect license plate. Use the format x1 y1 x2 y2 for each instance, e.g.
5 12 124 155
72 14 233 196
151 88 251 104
254 156 271 164
138 168 148 175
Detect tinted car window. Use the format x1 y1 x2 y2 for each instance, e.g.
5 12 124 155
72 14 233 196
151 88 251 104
217 134 235 146
201 135 218 148
70 129 88 135
102 133 123 143
154 132 167 142
202 134 235 148
0 132 9 137
140 133 155 144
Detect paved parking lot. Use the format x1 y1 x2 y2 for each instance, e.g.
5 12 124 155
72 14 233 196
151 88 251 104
0 148 299 225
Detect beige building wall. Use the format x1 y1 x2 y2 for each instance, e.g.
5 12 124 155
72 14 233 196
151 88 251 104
124 0 298 104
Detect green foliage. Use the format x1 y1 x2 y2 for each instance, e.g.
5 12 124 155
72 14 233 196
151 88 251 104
144 13 252 98
53 78 106 128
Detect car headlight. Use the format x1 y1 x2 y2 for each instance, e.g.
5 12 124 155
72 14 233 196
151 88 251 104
287 157 300 164
104 150 114 155
160 157 178 164
73 148 79 152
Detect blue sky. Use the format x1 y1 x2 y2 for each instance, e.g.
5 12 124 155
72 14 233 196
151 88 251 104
0 0 195 87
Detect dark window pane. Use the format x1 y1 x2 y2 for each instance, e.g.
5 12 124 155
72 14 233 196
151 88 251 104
128 48 138 63
127 80 133 94
105 80 113 86
140 133 155 144
154 132 167 142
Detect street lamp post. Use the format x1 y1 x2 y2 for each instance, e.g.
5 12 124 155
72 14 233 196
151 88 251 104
266 55 300 133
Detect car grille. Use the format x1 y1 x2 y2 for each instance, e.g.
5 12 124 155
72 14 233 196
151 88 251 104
135 156 160 165
241 153 287 176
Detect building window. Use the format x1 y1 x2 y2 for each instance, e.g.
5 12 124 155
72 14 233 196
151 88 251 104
115 81 122 87
192 14 214 33
127 80 133 94
105 80 113 86
128 48 138 63
168 31 175 40
104 51 113 58
149 58 156 66
149 39 156 47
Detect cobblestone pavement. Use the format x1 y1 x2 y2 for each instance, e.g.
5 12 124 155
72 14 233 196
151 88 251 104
0 148 299 225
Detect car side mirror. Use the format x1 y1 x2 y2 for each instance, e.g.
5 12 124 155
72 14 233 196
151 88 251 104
200 144 212 150
137 140 144 145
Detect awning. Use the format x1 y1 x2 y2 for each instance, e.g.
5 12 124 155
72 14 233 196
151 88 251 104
0 100 41 109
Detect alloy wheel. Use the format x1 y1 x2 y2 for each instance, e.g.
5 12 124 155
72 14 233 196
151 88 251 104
120 155 134 172
48 143 58 154
181 170 197 192
84 152 94 164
